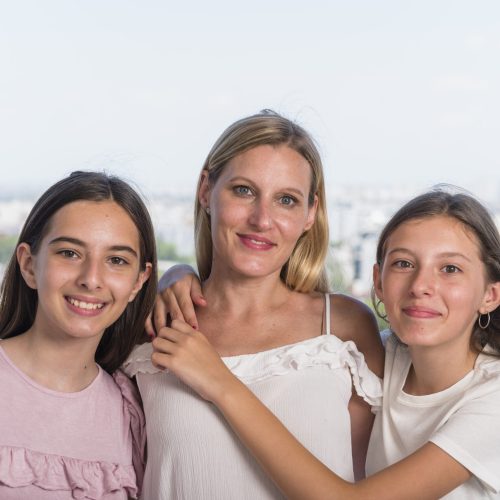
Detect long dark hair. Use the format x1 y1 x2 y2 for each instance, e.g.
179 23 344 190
374 188 500 355
0 171 158 373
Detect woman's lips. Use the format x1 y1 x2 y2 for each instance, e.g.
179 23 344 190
237 234 276 250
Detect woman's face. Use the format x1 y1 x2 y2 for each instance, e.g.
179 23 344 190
200 144 318 281
17 200 151 342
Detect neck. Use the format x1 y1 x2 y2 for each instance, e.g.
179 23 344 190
203 268 291 317
2 328 101 392
405 340 478 395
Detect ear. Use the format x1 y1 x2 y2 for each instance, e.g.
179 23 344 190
128 263 153 302
373 263 384 302
479 281 500 315
198 170 211 211
304 194 318 231
17 243 38 290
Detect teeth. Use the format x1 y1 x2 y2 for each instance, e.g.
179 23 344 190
250 239 268 245
68 298 104 310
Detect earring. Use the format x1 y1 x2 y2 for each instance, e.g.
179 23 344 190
374 299 388 322
478 312 491 330
205 207 211 215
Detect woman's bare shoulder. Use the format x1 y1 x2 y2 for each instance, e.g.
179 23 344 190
330 293 384 376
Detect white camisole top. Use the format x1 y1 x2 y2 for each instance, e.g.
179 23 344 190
124 294 382 500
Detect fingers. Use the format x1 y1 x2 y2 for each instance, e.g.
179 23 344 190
152 294 169 334
190 278 207 308
145 313 155 339
175 282 200 329
157 319 194 339
150 328 181 370
151 321 197 370
161 288 184 322
156 265 205 329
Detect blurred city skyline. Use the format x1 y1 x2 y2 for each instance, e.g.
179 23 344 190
1 1 499 202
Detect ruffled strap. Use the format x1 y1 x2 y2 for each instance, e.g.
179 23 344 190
0 446 137 499
339 339 383 407
224 335 382 407
112 370 146 493
122 342 161 377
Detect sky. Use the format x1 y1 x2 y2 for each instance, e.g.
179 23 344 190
1 0 499 201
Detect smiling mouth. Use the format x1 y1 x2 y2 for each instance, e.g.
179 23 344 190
66 297 105 311
247 238 271 246
238 234 276 249
402 307 441 319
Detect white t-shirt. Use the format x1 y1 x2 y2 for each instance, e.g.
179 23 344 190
366 333 500 499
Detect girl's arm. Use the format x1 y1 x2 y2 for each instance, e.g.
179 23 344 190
152 320 471 500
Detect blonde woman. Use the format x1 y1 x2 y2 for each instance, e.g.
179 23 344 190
127 111 384 500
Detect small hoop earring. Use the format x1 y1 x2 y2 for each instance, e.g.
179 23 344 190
478 312 491 330
375 299 388 321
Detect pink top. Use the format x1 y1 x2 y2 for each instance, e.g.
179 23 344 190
0 345 145 499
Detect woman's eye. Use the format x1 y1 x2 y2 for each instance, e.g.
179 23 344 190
280 195 296 206
233 185 252 196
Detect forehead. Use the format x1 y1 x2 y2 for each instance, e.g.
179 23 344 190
387 215 482 255
45 200 140 247
220 144 312 186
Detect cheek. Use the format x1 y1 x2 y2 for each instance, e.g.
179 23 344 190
276 213 309 239
108 272 142 300
211 203 248 237
36 261 71 290
378 274 404 309
446 284 482 310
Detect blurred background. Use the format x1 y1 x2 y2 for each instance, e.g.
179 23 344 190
1 0 499 317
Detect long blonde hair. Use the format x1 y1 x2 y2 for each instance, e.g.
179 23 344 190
195 110 329 293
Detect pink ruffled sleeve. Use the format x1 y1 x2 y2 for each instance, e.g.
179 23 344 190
112 370 146 494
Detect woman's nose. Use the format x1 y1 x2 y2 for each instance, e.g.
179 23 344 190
248 199 273 230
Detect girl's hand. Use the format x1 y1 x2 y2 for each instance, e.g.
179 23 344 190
151 319 234 403
144 264 206 337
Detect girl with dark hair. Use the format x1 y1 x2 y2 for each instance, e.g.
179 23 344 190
155 188 500 499
0 171 157 499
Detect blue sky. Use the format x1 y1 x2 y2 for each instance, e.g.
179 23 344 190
1 0 499 199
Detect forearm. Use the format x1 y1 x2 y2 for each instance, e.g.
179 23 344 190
158 264 196 292
213 382 469 500
214 377 353 500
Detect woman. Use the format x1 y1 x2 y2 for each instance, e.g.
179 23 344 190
125 110 383 499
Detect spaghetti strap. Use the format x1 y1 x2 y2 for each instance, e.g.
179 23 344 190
324 293 331 335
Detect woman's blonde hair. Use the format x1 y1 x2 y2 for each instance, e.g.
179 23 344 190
195 110 329 293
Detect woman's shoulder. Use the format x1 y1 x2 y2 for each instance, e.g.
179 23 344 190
329 293 377 338
329 293 385 377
